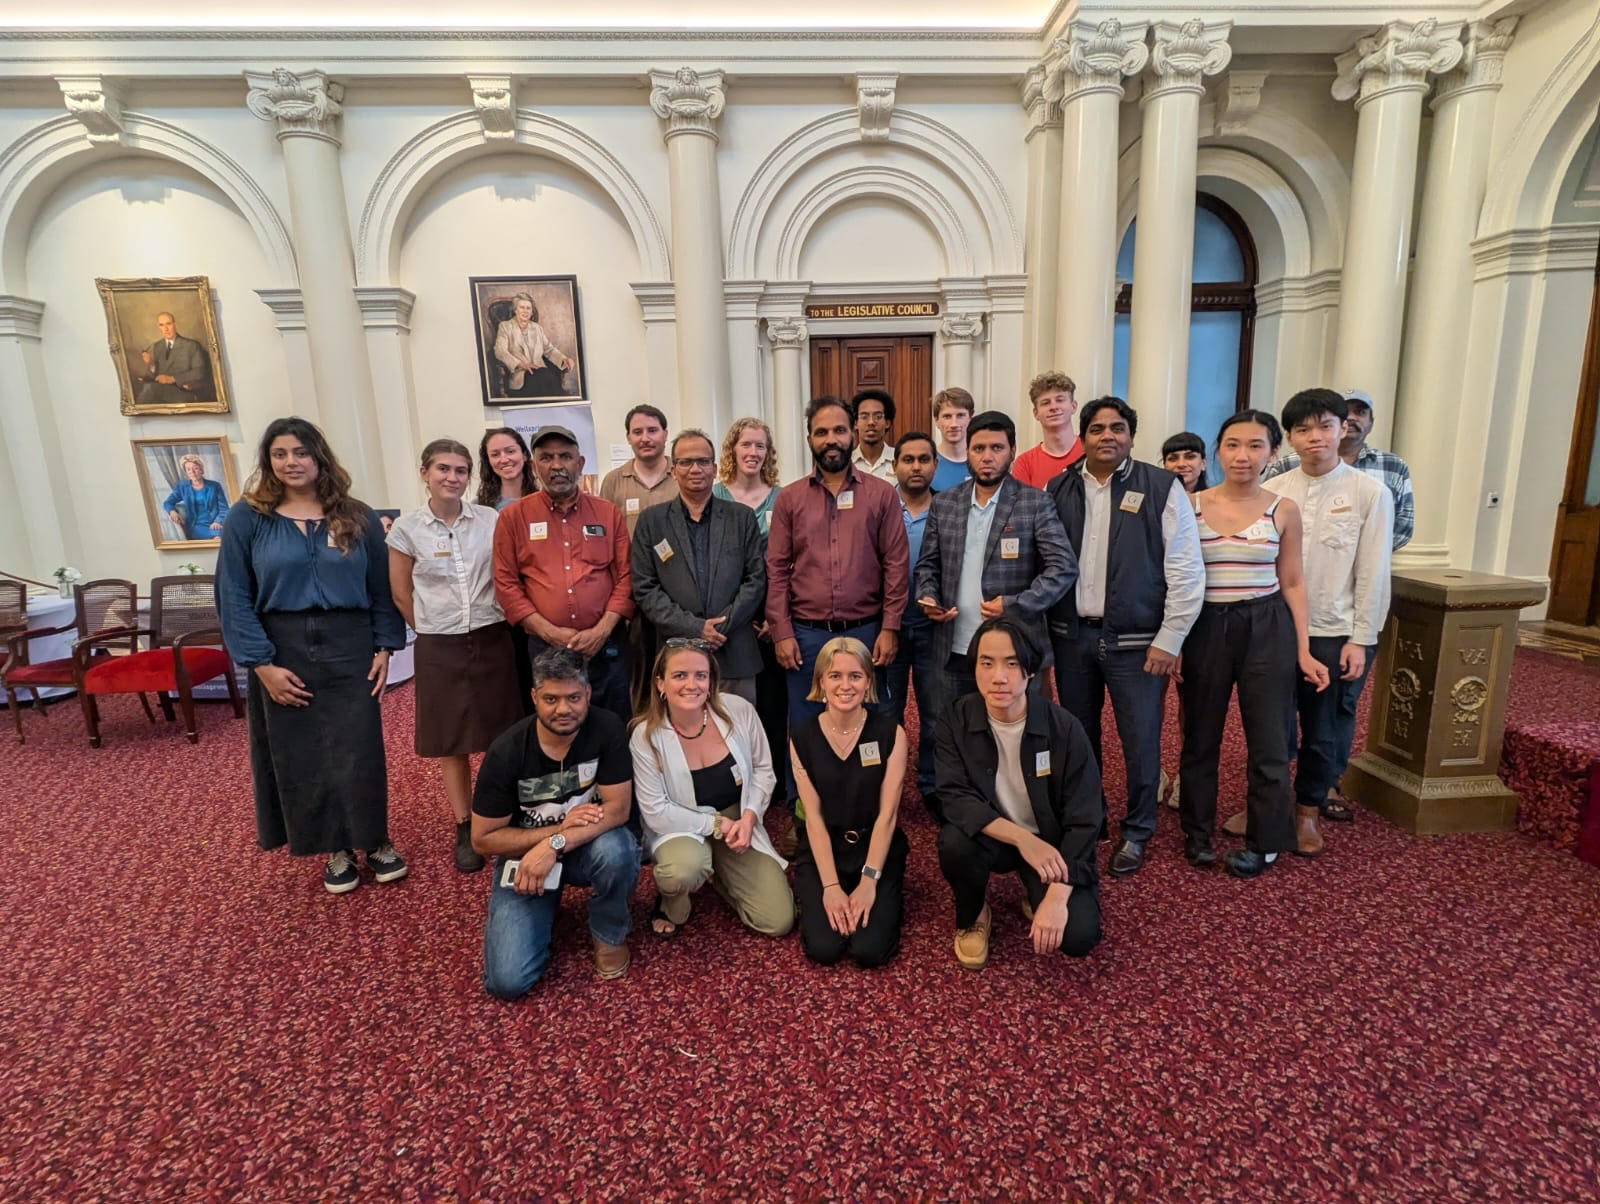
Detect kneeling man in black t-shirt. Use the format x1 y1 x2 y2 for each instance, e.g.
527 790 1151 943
473 647 641 997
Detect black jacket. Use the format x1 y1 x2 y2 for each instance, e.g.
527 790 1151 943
934 692 1104 889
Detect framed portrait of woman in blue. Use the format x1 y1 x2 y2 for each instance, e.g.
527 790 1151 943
132 436 240 550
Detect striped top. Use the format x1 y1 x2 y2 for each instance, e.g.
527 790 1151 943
1196 496 1282 603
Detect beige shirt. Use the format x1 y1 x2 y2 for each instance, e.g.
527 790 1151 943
387 502 504 635
988 714 1038 834
600 461 680 534
851 444 897 484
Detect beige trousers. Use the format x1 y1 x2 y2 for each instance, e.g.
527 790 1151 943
652 807 794 936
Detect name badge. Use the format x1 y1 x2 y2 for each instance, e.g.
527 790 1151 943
1331 494 1349 510
327 532 338 548
582 524 606 538
654 539 674 562
859 741 881 767
1330 505 1353 515
431 550 452 558
528 522 548 541
731 763 744 787
1119 491 1145 514
1000 537 1020 560
1035 751 1051 777
578 759 598 787
626 498 641 514
837 490 855 511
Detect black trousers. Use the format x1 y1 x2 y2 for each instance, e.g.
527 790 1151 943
1177 594 1297 854
793 828 908 968
936 825 1102 957
1293 635 1374 807
755 637 790 801
1052 625 1166 845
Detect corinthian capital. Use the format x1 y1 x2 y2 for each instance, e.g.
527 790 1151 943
1434 18 1518 106
245 68 344 143
767 318 807 349
1332 19 1464 109
649 68 727 140
1051 18 1150 104
1147 19 1232 101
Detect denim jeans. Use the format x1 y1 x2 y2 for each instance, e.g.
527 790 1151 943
482 826 641 1000
1293 635 1375 807
885 610 938 794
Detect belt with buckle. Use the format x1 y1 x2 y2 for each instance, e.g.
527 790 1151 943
840 828 866 844
794 616 877 634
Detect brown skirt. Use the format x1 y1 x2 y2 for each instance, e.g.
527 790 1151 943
413 624 524 757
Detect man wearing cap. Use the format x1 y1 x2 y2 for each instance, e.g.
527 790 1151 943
1264 388 1413 550
493 424 635 724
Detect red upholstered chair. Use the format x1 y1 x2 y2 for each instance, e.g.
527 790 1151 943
75 575 243 748
3 579 145 744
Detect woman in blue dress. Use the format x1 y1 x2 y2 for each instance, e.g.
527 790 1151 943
162 454 229 540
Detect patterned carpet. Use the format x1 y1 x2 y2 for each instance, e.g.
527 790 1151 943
2 652 1598 1200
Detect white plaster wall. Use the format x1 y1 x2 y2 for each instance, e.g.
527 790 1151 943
22 155 290 582
796 197 947 281
396 151 649 472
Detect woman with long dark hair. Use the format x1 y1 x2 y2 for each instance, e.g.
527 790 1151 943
476 427 537 511
389 438 523 874
216 417 408 894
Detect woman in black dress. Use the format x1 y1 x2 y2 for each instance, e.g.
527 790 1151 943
789 636 908 967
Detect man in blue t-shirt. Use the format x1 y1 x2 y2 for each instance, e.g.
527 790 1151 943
930 387 974 492
886 431 939 811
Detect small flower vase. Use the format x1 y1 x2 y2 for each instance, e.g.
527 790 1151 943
58 582 72 599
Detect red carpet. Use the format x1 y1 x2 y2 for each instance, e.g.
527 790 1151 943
2 653 1599 1200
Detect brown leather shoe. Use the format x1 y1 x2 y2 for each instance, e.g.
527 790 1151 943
954 904 992 970
774 814 799 860
1222 809 1247 837
1295 804 1325 857
593 938 631 980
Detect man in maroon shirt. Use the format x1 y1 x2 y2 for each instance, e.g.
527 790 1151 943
767 397 910 744
493 425 634 723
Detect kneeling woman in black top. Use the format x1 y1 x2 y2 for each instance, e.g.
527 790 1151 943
790 636 908 967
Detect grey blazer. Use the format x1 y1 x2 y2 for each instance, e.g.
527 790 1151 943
142 335 211 390
630 496 767 679
912 475 1077 668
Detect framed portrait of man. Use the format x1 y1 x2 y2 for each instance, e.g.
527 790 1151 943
131 436 240 550
469 275 587 406
97 276 230 416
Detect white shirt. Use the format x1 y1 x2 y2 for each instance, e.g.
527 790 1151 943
988 715 1038 834
386 502 505 635
950 487 1001 657
1264 461 1393 644
1073 462 1205 655
851 444 896 483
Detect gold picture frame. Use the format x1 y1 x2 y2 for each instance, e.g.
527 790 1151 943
131 436 241 551
97 276 231 416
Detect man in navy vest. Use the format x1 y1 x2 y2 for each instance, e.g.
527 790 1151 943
1046 397 1204 877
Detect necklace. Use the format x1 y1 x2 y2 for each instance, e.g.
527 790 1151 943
670 706 709 740
825 708 865 742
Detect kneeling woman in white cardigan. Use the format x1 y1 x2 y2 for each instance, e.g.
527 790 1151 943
630 639 796 938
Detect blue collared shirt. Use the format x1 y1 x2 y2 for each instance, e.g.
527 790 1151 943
950 488 1000 656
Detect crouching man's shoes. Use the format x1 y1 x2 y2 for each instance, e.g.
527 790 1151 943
954 904 992 970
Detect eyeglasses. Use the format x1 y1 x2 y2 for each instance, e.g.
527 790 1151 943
663 638 712 651
673 457 714 469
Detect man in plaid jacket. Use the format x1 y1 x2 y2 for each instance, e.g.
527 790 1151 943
913 411 1076 755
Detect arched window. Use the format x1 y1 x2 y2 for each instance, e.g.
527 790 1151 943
1111 193 1259 447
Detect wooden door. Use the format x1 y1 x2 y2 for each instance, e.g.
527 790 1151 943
809 334 935 444
1548 241 1600 626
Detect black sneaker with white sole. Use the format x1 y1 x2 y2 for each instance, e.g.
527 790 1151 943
324 849 359 894
367 842 409 884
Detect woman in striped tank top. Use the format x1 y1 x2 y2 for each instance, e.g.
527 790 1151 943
1177 410 1329 879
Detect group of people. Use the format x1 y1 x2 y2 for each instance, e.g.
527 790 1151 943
214 372 1411 997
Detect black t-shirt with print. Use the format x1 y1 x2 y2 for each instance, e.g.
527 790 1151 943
472 709 632 830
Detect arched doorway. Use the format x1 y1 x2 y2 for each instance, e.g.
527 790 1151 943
1111 193 1259 445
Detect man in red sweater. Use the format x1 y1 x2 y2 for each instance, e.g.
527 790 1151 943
1011 371 1084 489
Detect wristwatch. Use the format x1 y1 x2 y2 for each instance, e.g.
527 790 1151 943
547 832 568 857
861 865 882 881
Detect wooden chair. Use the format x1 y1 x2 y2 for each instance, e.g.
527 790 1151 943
2 579 144 744
75 575 242 747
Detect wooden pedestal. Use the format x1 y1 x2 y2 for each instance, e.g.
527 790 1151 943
1343 569 1546 835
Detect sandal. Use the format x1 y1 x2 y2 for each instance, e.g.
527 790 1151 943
1320 798 1356 823
649 898 680 939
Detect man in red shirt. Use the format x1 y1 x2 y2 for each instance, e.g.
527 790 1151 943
493 425 634 723
1011 371 1084 489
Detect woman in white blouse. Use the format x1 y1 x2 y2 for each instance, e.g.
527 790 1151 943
388 438 523 873
629 639 795 939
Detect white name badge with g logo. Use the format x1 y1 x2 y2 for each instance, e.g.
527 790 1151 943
731 762 744 787
529 522 548 541
859 741 881 767
1035 751 1051 777
1119 491 1145 514
654 539 674 562
837 490 855 511
626 498 641 514
1000 537 1020 560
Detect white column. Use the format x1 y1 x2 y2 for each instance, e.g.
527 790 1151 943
1019 63 1063 387
1393 19 1517 569
0 296 79 575
253 288 320 423
354 286 423 511
767 317 807 473
650 68 734 436
1053 18 1148 399
940 313 983 395
1128 20 1231 437
246 69 385 496
1330 20 1464 449
630 281 681 420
